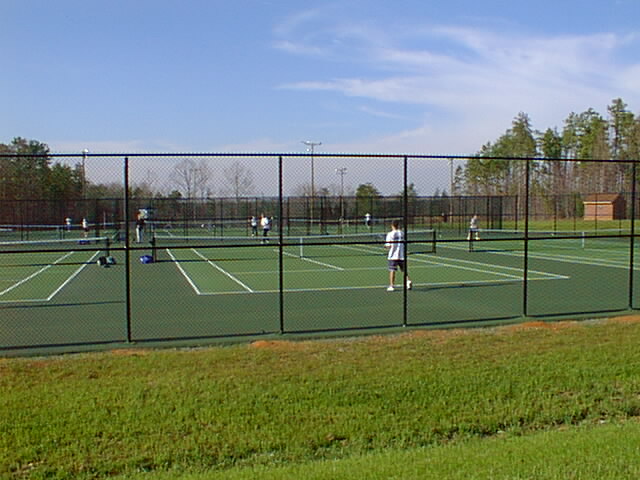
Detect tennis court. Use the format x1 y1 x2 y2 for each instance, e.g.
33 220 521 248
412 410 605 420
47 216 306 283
3 225 639 354
0 237 110 303
149 230 565 296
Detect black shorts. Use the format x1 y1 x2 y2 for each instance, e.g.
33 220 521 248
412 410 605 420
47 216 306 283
388 259 405 271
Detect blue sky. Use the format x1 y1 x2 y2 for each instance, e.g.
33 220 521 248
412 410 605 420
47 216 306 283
3 0 640 194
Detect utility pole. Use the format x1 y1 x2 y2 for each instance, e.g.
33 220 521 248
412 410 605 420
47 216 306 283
335 167 347 220
82 149 89 218
302 141 321 227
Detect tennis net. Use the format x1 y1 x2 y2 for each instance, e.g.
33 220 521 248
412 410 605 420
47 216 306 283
0 222 122 241
0 236 112 254
470 228 630 252
151 230 436 262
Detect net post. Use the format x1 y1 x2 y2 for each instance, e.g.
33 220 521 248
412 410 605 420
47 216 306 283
431 228 437 254
150 235 156 262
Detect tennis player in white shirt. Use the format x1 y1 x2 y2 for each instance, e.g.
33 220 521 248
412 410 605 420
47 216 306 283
385 220 412 292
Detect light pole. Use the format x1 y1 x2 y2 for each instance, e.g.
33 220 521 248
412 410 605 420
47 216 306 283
335 167 347 220
81 149 88 200
302 141 321 225
449 158 454 217
82 149 89 217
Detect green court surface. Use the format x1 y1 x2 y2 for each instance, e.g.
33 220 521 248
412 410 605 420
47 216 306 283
2 231 640 353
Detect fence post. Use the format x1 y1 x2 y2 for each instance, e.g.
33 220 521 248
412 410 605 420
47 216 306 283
522 159 530 317
278 155 285 334
403 156 408 328
629 161 637 310
123 156 132 343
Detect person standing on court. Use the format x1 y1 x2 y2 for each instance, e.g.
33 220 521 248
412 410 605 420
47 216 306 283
260 214 271 243
467 214 480 240
82 218 89 238
135 212 146 243
385 220 412 292
364 213 372 230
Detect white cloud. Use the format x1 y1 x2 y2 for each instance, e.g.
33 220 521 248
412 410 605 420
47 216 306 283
279 21 640 152
357 105 407 120
216 137 292 153
50 139 186 154
616 64 640 95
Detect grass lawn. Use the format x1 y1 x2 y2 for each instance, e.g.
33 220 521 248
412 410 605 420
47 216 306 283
3 316 640 479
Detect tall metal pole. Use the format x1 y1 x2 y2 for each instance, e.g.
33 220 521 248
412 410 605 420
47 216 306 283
82 149 88 199
449 158 454 217
336 167 347 219
82 149 88 216
449 158 454 195
302 141 321 226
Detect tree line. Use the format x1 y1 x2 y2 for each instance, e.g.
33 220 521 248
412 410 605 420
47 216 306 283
4 97 640 209
0 138 83 202
458 98 640 197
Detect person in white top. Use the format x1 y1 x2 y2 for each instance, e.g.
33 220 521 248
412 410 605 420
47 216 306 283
467 214 480 240
82 218 89 238
384 220 412 292
260 214 271 243
135 213 146 243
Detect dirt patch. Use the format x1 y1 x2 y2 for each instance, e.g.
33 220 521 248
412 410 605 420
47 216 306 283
405 328 472 344
506 321 550 330
501 321 579 333
249 340 310 351
109 349 150 357
606 315 640 325
497 321 564 332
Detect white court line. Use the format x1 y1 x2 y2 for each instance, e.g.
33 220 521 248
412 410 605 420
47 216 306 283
442 242 636 270
165 242 567 297
190 248 254 293
46 251 101 300
281 250 344 271
0 251 101 303
338 243 566 280
195 276 563 296
408 255 522 280
191 246 566 296
0 252 74 298
412 251 568 280
231 264 441 275
167 249 203 295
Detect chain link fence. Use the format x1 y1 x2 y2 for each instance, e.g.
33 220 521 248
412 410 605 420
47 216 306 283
1 153 638 354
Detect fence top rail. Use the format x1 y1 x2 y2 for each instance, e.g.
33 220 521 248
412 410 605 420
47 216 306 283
2 152 640 163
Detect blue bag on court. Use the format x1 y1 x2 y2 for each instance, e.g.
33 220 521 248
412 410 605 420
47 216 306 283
139 255 154 264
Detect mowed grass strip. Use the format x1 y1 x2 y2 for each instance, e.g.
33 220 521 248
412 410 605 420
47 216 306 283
2 317 640 479
118 422 640 480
